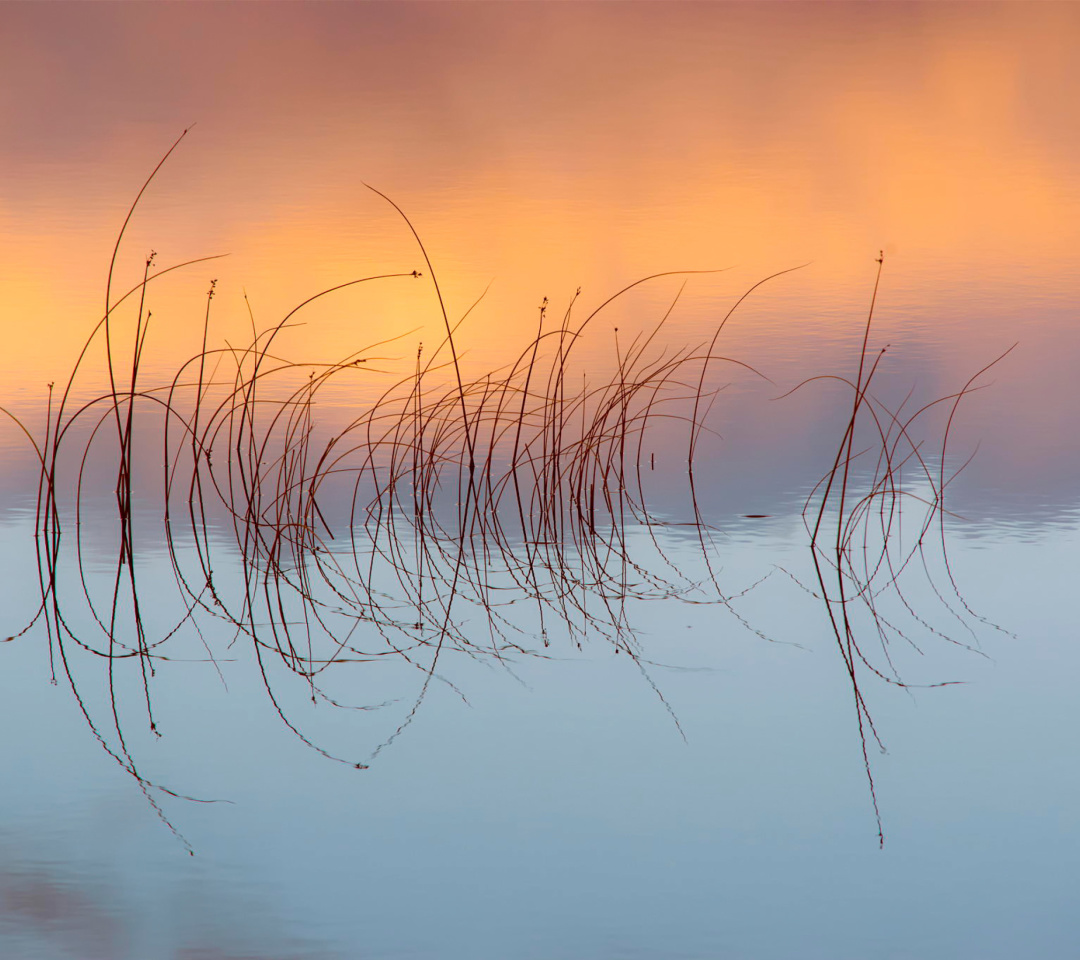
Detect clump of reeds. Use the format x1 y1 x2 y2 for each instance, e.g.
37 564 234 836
2 133 1008 846
787 251 1014 844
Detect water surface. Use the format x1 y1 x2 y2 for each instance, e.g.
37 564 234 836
1 4 1078 958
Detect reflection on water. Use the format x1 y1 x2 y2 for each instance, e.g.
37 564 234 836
2 4 1079 959
0 833 342 960
3 517 1078 959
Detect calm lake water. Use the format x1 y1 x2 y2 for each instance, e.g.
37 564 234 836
1 4 1078 958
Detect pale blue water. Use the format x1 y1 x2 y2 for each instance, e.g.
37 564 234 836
1 507 1076 958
